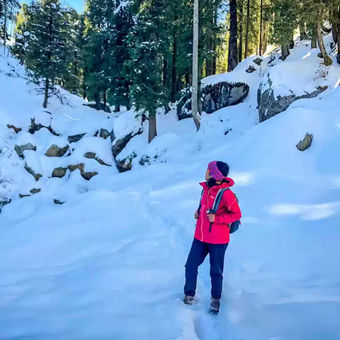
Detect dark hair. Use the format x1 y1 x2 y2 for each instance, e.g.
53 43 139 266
216 161 229 177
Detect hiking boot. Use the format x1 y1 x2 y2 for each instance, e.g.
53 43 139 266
183 295 196 305
209 297 220 314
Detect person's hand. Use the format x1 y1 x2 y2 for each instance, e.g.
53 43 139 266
194 211 199 219
207 213 215 222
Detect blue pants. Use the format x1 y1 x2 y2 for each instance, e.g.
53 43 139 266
184 238 228 299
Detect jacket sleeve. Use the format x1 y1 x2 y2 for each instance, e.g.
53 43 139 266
214 190 241 225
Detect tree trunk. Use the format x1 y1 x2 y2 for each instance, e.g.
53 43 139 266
259 0 263 55
299 22 307 41
3 0 7 48
228 0 238 71
43 77 49 108
171 33 177 103
311 22 317 49
332 8 338 44
162 57 168 87
94 93 100 108
337 7 340 63
148 113 157 143
192 0 200 130
316 9 332 66
114 104 120 112
244 0 250 57
262 21 268 54
281 45 290 60
238 0 243 61
212 6 218 74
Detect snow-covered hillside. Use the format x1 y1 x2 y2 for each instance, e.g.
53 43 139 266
1 38 340 340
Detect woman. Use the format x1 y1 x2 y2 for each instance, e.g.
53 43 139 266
183 161 242 314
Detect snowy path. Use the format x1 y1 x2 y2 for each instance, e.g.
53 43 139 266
1 159 340 339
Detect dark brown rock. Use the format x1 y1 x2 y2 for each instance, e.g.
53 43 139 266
15 143 36 159
45 144 69 157
7 124 22 133
296 133 313 151
52 167 67 178
24 163 42 181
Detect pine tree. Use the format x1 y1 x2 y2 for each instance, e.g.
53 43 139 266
60 8 82 94
0 0 19 47
270 0 299 60
12 3 32 63
300 0 334 65
20 0 71 108
129 0 168 143
107 1 133 112
228 0 238 71
83 0 113 110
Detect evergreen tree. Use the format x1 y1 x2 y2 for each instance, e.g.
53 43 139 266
228 0 238 71
83 0 112 109
21 0 71 108
270 0 299 59
12 3 32 63
107 1 133 112
60 8 82 94
0 0 19 47
129 0 168 143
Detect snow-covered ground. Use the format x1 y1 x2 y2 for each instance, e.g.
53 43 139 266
1 39 340 340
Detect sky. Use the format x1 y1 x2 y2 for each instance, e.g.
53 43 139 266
20 0 85 12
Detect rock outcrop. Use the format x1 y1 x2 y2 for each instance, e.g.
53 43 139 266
177 81 250 120
257 79 327 122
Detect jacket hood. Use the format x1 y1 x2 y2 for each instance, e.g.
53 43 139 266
199 177 235 189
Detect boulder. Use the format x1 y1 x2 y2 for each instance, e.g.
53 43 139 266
253 57 263 65
68 163 85 172
81 171 98 180
29 118 59 136
24 163 42 181
116 152 136 173
246 65 256 73
0 199 12 213
30 188 41 194
296 133 313 151
52 167 67 178
84 152 111 166
112 129 143 158
54 199 65 205
68 133 86 143
45 144 69 157
99 128 112 140
7 124 22 133
15 143 36 159
258 81 328 122
84 152 96 159
177 81 250 119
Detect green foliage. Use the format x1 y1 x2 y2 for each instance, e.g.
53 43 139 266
128 0 167 117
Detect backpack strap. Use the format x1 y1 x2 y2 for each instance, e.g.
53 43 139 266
211 188 229 213
197 188 204 215
209 188 229 232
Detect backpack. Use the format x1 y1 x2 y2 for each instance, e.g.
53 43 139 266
198 188 241 234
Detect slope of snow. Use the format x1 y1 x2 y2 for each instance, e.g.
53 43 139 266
1 39 340 340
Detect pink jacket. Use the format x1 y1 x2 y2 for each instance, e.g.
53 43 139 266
194 178 241 244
